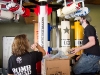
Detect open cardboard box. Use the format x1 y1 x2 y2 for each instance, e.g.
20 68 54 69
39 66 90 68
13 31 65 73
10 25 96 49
41 54 75 75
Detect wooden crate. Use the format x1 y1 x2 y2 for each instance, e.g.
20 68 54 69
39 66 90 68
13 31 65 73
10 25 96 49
85 0 100 4
24 12 38 24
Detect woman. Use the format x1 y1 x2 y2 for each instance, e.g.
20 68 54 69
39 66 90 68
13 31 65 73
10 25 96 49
7 34 46 75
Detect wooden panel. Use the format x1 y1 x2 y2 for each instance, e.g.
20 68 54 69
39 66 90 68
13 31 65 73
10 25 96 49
24 12 38 24
85 0 100 5
23 2 38 24
23 2 34 6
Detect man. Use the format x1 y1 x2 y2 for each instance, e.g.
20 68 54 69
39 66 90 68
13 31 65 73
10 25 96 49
71 15 100 75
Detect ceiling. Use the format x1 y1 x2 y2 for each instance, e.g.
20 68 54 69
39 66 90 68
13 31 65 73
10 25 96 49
23 0 100 5
2 0 100 5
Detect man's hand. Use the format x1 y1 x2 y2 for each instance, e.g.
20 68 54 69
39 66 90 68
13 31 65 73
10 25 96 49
71 47 81 54
76 55 81 61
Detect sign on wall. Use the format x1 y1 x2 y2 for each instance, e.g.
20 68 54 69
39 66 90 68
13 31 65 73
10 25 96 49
3 36 15 69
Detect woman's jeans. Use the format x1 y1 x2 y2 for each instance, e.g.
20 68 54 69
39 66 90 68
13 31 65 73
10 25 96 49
73 53 100 74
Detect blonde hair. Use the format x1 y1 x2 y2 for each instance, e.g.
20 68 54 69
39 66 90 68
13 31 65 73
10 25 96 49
12 34 30 56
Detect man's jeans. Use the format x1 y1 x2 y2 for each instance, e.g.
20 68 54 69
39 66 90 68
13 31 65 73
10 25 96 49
73 53 100 74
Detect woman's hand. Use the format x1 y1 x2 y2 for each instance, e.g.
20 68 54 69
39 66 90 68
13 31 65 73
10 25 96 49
31 43 38 50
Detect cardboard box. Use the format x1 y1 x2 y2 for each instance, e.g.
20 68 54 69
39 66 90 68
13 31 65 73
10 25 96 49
41 58 71 75
24 12 38 24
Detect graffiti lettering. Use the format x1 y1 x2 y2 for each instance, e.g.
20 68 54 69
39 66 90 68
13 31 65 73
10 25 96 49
41 17 44 47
